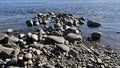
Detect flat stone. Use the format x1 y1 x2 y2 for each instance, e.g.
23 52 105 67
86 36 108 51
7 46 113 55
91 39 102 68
65 33 82 41
56 44 70 52
45 35 65 44
8 36 19 43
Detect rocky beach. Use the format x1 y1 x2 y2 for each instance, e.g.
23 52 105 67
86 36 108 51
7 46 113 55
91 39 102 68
0 12 120 68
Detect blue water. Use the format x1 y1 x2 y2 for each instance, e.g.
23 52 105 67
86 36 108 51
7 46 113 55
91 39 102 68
0 0 120 48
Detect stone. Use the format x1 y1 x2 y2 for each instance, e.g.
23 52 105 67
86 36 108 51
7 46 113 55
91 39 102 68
87 20 101 28
8 36 19 43
45 35 65 44
56 44 70 52
91 32 102 41
0 34 8 44
33 21 40 26
6 29 13 33
26 20 33 27
44 64 55 68
24 53 33 60
31 34 38 41
97 58 102 64
12 48 20 57
64 28 80 35
19 34 25 39
35 50 41 55
79 17 85 21
27 60 33 65
68 49 78 57
0 44 14 58
65 33 82 41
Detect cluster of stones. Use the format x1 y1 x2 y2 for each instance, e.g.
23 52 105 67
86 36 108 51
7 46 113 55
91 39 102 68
0 12 119 68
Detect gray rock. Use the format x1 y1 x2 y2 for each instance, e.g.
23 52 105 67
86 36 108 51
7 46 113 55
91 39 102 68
27 60 33 65
0 44 14 58
91 32 102 41
8 36 19 43
65 33 82 41
87 20 101 28
19 34 25 39
56 44 70 52
26 20 33 27
24 53 33 60
45 35 65 44
6 29 13 34
31 34 38 41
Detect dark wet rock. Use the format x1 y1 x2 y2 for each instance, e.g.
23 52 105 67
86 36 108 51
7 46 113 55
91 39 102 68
79 17 85 21
0 44 14 58
56 44 70 52
18 39 26 47
65 33 82 42
78 19 85 25
33 20 40 26
45 35 65 44
64 27 80 35
68 49 78 57
91 32 102 41
0 34 8 44
87 20 101 28
26 20 33 27
7 57 18 65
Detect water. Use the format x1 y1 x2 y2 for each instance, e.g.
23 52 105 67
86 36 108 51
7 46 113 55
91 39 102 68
0 0 120 48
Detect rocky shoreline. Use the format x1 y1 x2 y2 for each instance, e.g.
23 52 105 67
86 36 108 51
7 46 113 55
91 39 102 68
0 12 120 68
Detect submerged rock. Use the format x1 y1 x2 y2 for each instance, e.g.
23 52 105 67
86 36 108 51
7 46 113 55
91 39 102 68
87 20 101 28
91 32 102 41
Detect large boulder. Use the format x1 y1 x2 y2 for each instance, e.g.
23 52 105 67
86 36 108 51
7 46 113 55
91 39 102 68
45 35 65 44
91 32 102 41
65 33 82 42
0 44 14 58
87 20 101 28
